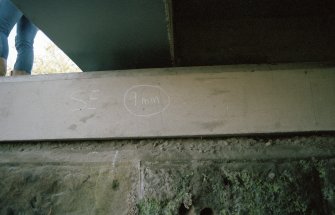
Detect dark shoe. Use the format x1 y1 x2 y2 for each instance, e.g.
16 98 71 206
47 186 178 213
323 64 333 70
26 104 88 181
10 70 30 76
0 58 6 76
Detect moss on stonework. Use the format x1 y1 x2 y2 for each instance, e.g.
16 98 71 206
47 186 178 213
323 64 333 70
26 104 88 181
138 199 163 215
138 159 335 215
112 179 119 191
138 173 193 215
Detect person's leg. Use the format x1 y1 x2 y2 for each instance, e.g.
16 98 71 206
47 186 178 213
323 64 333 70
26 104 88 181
13 15 38 75
0 0 22 76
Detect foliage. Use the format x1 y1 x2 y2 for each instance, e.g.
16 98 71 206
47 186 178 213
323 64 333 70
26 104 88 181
138 173 193 215
32 42 82 75
138 160 333 215
138 199 162 215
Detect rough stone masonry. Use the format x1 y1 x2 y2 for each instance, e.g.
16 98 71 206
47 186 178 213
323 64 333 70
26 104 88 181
0 135 334 214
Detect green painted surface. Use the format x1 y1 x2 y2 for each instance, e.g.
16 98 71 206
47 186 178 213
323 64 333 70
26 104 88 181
10 0 335 71
12 0 172 71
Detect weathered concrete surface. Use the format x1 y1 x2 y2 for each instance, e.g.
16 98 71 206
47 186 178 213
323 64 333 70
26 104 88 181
1 63 335 141
0 135 335 214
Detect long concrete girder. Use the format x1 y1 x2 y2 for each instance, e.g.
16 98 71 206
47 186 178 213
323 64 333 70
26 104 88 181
0 63 334 141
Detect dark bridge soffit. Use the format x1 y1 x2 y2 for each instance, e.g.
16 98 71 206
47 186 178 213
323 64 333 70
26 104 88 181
11 0 173 71
11 0 335 71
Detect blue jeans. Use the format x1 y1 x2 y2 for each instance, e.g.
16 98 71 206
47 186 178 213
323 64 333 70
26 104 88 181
0 0 38 74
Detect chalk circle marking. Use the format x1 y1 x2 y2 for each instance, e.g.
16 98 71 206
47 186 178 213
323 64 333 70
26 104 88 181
124 85 170 117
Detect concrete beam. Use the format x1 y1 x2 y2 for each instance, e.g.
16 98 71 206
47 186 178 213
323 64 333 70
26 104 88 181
0 63 335 141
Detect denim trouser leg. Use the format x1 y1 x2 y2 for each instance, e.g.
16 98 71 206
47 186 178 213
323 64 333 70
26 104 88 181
0 0 22 59
0 0 37 74
14 16 38 73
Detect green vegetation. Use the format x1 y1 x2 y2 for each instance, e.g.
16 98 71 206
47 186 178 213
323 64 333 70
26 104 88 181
32 42 82 75
138 173 193 215
138 199 163 215
138 160 334 215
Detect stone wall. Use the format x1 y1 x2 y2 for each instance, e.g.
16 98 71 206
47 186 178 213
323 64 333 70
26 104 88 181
0 135 334 214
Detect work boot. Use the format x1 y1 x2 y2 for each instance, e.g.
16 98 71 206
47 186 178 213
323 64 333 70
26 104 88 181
0 57 6 76
10 70 29 76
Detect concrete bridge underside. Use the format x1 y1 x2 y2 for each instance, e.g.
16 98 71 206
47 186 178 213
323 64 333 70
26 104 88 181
1 0 335 214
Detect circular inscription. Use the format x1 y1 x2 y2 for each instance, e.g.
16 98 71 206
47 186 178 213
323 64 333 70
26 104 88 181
124 85 170 117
